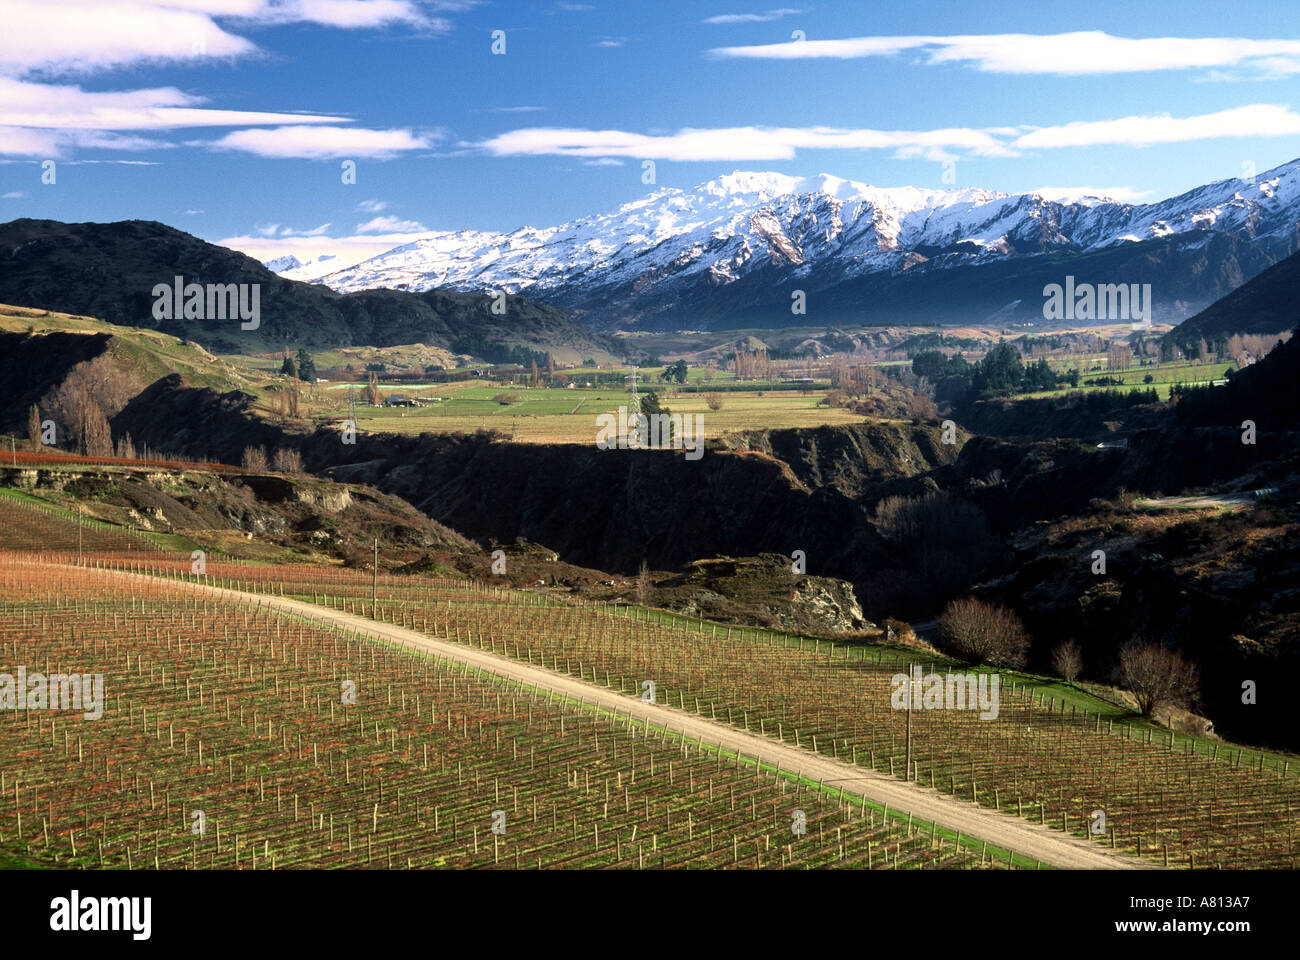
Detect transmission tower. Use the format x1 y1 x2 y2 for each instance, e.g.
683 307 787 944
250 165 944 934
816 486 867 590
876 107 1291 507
625 368 643 446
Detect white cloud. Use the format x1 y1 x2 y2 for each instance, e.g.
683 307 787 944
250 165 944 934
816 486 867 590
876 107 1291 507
0 0 446 79
0 1 462 158
2 191 23 198
184 208 205 214
201 125 436 158
356 215 428 232
490 105 546 113
708 31 1300 76
0 124 173 157
255 222 281 236
481 105 1300 165
220 227 432 272
479 124 1016 162
594 37 627 48
0 77 345 132
281 222 333 235
356 198 389 212
1015 104 1300 149
704 8 801 25
580 157 624 166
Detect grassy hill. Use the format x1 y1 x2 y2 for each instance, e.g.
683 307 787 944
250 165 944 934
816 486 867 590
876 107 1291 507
1169 246 1300 345
0 218 620 360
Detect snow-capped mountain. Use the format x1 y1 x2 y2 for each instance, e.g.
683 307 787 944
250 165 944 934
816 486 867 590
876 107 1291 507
262 254 303 273
277 254 342 282
283 161 1300 329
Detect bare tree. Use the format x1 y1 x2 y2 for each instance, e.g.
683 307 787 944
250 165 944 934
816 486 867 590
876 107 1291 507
272 447 304 474
937 597 1029 668
1114 642 1200 718
704 393 724 412
241 445 269 472
1051 640 1085 684
27 404 42 452
636 559 652 604
363 371 383 406
114 432 137 461
67 385 113 456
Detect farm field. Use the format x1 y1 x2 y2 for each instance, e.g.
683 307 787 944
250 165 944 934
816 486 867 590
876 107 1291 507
334 382 865 443
1023 357 1235 400
108 557 1300 870
0 558 990 870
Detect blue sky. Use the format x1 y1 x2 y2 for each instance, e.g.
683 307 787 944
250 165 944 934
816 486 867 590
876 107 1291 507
2 0 1299 269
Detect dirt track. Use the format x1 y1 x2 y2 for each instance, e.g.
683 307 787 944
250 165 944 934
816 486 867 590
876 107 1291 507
100 567 1149 870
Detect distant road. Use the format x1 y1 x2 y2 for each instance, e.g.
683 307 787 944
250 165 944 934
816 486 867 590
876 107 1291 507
1138 490 1274 510
86 564 1147 870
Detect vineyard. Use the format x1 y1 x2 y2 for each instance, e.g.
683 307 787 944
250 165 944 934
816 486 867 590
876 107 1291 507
0 493 175 558
124 558 1298 870
0 559 987 870
2 497 1297 870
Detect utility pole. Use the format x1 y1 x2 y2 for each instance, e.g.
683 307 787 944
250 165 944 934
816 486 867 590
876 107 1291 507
372 537 378 618
78 507 83 566
10 436 15 467
905 663 912 782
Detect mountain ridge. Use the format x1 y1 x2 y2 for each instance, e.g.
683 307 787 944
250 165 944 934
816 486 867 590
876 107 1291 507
289 160 1300 331
0 218 619 359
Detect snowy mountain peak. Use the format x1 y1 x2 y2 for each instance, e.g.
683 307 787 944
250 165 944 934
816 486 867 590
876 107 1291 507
271 159 1300 331
704 170 806 198
262 254 303 272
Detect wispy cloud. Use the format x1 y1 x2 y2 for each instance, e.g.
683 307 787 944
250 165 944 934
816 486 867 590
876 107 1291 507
704 8 801 25
356 215 428 232
1015 104 1300 149
479 124 1016 162
0 1 466 159
481 104 1300 164
356 198 389 212
0 78 344 132
282 222 332 236
0 0 449 79
2 190 23 198
580 157 624 166
490 105 547 113
201 125 437 158
708 31 1300 76
594 36 628 48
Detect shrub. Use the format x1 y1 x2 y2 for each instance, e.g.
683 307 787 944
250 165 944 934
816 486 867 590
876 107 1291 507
937 597 1029 667
272 448 304 474
241 445 269 472
1050 640 1084 683
1114 642 1200 718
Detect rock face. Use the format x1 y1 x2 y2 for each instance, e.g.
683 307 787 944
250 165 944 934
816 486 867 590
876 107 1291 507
657 555 871 635
0 464 475 560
